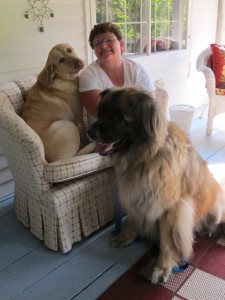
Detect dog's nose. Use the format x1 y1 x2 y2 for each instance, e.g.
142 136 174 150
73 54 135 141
75 60 84 69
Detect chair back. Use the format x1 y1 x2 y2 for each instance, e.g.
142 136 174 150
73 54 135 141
0 75 50 199
196 47 212 72
196 47 225 135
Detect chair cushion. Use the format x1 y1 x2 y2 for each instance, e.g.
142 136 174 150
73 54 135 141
44 153 112 183
210 44 225 89
215 88 225 95
206 53 213 69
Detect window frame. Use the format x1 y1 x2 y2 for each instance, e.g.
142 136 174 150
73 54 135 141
92 0 191 58
216 0 225 43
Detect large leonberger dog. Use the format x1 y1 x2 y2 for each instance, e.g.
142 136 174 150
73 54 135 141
22 43 95 162
87 87 225 284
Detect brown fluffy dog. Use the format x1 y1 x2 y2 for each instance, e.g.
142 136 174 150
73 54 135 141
87 87 225 284
22 43 95 162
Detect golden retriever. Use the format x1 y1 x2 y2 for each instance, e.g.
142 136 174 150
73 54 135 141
22 43 95 162
87 87 225 284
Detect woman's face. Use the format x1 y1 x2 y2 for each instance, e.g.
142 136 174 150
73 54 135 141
92 32 124 62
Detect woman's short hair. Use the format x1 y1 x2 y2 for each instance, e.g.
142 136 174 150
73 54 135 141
89 22 123 49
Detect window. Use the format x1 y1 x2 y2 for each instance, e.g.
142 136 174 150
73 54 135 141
96 0 189 56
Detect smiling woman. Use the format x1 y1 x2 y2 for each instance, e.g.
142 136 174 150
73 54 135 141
79 22 156 124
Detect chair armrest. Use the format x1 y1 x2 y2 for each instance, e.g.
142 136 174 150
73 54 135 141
0 106 50 195
200 66 216 98
196 48 216 98
44 153 112 183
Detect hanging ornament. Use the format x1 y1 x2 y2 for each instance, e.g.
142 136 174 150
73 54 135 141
40 24 44 32
24 0 54 33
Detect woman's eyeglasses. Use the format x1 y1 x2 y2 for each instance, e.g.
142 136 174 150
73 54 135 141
91 37 118 48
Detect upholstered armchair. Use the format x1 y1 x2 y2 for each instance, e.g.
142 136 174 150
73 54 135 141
0 75 115 253
196 46 225 135
0 74 169 253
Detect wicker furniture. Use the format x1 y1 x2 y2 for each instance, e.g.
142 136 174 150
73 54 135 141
196 47 225 135
0 74 168 253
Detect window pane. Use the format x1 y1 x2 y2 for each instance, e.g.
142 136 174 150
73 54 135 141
95 0 188 55
96 0 106 23
155 0 170 21
126 0 147 22
109 0 125 23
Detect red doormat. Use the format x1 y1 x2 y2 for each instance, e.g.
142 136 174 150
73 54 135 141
98 230 225 300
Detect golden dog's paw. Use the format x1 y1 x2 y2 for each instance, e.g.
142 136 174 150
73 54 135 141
110 234 134 247
141 260 171 284
150 266 171 284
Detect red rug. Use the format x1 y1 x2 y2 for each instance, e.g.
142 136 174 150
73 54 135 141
98 230 225 300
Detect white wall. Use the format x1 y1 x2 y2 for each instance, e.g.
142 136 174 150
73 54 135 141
0 0 221 199
0 0 89 82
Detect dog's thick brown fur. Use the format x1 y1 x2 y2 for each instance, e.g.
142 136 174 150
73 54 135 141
87 87 225 284
22 43 95 162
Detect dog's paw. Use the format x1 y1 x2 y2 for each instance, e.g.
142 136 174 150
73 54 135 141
110 234 133 247
141 260 172 284
150 266 171 284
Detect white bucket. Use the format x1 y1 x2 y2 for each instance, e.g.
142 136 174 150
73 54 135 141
169 104 195 134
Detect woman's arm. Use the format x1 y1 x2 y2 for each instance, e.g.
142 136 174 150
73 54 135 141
80 89 156 118
79 89 101 118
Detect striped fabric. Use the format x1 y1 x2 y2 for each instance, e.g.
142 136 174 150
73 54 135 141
0 75 115 253
44 153 112 182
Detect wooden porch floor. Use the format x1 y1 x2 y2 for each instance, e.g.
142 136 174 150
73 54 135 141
1 109 225 300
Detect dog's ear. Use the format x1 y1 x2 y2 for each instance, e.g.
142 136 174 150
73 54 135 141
97 89 112 117
99 88 111 99
125 92 167 145
38 63 55 87
120 90 140 122
141 95 167 145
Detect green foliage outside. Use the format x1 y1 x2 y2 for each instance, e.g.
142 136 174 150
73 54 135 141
96 0 188 53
